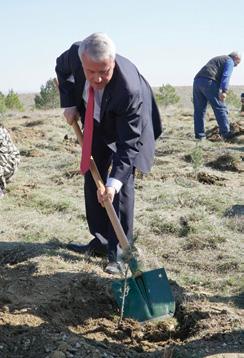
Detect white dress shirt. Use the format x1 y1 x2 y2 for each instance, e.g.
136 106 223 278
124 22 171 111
66 77 122 193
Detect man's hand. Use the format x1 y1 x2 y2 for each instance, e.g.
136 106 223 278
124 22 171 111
219 92 227 102
63 107 79 125
97 186 116 206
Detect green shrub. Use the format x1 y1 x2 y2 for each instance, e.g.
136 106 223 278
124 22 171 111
34 78 60 109
156 84 180 107
0 92 6 114
5 89 24 111
190 144 203 178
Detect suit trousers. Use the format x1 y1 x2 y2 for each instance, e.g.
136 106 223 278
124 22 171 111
193 77 230 139
84 125 135 262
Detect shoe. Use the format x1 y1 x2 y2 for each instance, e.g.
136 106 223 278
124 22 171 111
195 137 206 141
66 243 92 255
222 132 236 142
105 261 124 275
66 238 108 257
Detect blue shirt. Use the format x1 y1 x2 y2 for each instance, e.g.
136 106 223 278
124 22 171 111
220 58 234 92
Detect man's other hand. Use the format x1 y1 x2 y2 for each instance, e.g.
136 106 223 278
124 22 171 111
97 186 116 206
64 107 79 125
219 92 227 102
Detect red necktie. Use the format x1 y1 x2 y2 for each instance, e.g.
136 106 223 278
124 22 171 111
80 86 94 174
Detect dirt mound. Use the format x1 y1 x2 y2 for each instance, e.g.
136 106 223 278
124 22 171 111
20 148 45 157
206 121 244 142
23 119 45 127
196 171 226 185
0 244 243 357
207 153 243 172
9 126 46 143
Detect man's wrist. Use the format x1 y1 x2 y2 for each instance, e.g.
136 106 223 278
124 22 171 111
64 106 77 109
106 177 123 193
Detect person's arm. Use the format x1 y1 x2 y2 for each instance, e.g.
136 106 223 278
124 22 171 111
110 92 143 183
97 96 141 204
55 46 77 108
97 90 142 206
219 58 234 101
55 47 80 124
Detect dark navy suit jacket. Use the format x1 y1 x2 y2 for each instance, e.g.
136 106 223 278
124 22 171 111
55 43 162 183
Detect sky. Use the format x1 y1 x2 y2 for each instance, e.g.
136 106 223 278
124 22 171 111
1 0 244 93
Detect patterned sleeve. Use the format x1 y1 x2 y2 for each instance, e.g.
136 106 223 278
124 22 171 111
0 127 20 188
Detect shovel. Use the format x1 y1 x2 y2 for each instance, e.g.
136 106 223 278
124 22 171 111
72 120 175 322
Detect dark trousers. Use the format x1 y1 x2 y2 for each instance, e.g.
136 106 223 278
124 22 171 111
193 77 230 139
84 125 135 262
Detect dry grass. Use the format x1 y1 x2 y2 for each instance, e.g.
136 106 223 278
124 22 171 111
0 95 243 357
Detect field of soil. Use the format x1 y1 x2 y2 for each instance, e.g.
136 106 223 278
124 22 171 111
0 93 243 358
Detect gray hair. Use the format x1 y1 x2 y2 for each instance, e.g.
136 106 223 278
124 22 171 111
78 33 116 62
228 51 242 60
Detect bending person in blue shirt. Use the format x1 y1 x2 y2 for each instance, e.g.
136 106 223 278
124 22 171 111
193 51 241 140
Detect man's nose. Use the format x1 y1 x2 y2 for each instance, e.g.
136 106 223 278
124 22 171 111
94 74 102 83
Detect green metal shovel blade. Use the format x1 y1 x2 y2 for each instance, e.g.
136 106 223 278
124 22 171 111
112 268 175 322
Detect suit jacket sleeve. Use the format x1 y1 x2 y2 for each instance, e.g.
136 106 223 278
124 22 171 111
109 91 143 183
55 47 77 107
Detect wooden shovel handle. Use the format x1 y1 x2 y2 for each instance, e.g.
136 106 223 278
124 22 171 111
72 120 130 251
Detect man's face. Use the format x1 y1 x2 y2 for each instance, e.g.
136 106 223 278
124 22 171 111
234 56 241 67
81 53 115 90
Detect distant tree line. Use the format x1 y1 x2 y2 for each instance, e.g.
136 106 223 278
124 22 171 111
35 81 182 109
1 80 241 113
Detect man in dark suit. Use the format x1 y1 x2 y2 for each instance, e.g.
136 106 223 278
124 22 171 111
55 33 162 274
